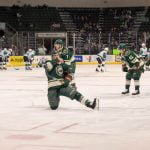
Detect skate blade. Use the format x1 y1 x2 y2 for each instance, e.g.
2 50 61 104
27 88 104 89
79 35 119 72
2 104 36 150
121 93 129 96
131 93 140 97
94 98 100 111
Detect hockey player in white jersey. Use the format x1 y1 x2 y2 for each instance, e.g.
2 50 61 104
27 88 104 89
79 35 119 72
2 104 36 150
0 48 11 70
96 47 109 72
140 43 150 70
37 57 46 67
23 49 35 70
140 43 148 59
0 49 4 70
145 48 150 71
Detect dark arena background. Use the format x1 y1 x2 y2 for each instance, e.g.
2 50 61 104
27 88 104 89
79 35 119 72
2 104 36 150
0 0 150 55
0 1 150 150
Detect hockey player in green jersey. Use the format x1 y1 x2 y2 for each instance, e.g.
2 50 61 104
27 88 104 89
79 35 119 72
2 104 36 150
44 52 97 110
53 39 76 87
145 49 150 71
119 43 144 95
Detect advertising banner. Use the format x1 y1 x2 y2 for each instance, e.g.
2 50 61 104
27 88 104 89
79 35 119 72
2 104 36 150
9 56 24 66
74 55 83 62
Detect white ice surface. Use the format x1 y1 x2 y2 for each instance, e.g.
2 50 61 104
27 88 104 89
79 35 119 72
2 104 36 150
0 64 150 150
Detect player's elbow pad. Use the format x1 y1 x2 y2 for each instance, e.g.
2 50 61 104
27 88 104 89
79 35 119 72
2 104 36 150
45 62 53 71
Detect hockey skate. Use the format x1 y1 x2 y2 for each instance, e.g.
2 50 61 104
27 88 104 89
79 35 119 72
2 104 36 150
146 66 150 71
28 67 32 70
132 90 140 95
101 66 105 72
96 68 100 72
3 67 7 70
25 66 29 70
86 98 98 109
121 89 129 94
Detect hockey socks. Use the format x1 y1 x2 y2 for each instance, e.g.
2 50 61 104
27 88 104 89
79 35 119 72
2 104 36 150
122 80 130 94
132 80 140 95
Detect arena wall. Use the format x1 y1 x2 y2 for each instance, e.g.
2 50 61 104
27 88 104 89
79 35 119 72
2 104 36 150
0 0 149 7
7 55 121 67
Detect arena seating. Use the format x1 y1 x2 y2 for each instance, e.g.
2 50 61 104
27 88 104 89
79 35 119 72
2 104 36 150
0 6 150 54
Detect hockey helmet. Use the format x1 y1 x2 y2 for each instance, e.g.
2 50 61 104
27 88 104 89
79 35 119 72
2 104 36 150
4 48 7 51
28 49 32 52
119 43 127 50
9 48 12 52
104 47 109 51
54 39 64 47
141 43 146 47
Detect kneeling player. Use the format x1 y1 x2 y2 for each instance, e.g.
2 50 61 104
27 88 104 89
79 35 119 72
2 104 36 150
44 53 98 110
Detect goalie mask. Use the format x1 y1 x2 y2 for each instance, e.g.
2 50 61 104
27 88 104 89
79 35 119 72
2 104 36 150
119 43 127 50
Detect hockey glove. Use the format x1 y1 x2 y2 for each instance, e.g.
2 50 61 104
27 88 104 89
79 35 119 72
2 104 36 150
62 74 73 87
122 64 128 72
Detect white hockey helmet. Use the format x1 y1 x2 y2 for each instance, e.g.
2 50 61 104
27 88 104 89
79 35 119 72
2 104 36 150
4 48 7 51
9 48 12 52
142 43 146 47
28 48 32 51
104 47 109 51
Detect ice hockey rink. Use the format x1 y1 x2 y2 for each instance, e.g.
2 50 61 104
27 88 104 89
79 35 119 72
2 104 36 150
0 64 150 150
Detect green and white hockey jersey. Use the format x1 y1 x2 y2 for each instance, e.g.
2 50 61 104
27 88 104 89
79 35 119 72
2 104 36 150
54 47 75 65
122 50 144 71
45 59 70 89
52 47 76 75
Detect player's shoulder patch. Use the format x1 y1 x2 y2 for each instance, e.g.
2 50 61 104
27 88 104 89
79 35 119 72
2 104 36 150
62 48 68 54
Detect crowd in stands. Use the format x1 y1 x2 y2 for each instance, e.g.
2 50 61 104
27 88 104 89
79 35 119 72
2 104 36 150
72 12 101 33
0 5 65 32
1 5 150 54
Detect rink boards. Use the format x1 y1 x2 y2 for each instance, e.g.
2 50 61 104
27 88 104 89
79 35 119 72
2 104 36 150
7 55 121 67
